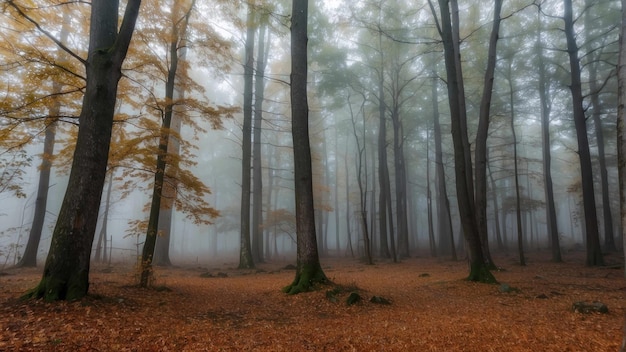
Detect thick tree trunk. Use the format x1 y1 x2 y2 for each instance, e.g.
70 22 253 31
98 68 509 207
437 0 495 283
239 1 256 269
474 0 502 270
283 0 327 294
25 0 141 301
563 0 604 266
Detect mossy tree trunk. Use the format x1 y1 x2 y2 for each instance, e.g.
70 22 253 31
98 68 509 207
23 0 141 301
434 0 496 283
283 0 328 295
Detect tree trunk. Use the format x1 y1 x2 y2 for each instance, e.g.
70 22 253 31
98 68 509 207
431 74 455 259
509 70 525 266
436 0 495 283
252 17 269 263
239 1 256 270
154 41 188 267
563 0 604 266
536 7 561 262
427 133 436 257
140 2 195 285
473 0 502 270
391 105 410 258
377 50 391 259
17 7 72 268
349 94 373 264
618 0 626 279
95 173 113 263
283 0 327 294
25 0 141 301
584 0 615 252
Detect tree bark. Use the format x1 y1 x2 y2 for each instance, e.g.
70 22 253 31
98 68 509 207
252 16 269 263
563 0 604 266
436 0 495 283
536 6 561 262
583 0 615 252
618 0 626 279
16 7 72 268
239 1 256 269
508 69 525 266
283 0 327 294
25 0 141 301
473 0 502 270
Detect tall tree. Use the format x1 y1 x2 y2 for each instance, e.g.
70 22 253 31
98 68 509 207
140 0 197 287
432 0 496 283
584 0 616 252
239 0 256 270
614 12 624 350
431 71 455 260
283 0 328 294
536 4 561 262
252 13 270 263
473 0 502 269
619 0 626 281
562 0 604 266
22 0 142 301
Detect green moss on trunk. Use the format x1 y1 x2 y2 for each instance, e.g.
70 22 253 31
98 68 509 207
282 263 328 295
466 260 498 284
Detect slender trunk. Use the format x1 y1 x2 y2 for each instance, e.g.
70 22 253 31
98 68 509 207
509 72 525 266
377 51 391 259
432 73 455 259
140 2 195 284
391 106 410 258
17 8 71 268
95 173 113 263
563 0 604 266
537 7 561 262
427 133 436 257
474 0 502 269
584 0 615 251
618 0 626 279
252 17 269 263
239 1 256 269
437 0 494 282
487 159 503 250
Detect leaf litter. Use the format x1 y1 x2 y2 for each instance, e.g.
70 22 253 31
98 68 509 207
0 252 623 351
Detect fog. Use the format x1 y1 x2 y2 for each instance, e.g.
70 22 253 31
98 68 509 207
0 0 622 271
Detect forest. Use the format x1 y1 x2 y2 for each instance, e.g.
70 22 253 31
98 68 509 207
1 0 626 350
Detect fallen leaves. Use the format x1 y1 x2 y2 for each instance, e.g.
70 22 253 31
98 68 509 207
0 252 623 351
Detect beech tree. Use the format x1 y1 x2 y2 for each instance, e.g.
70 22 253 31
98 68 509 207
21 0 142 301
283 0 328 294
562 0 604 266
432 0 496 283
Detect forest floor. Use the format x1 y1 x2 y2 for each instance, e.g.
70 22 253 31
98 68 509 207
0 251 624 351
